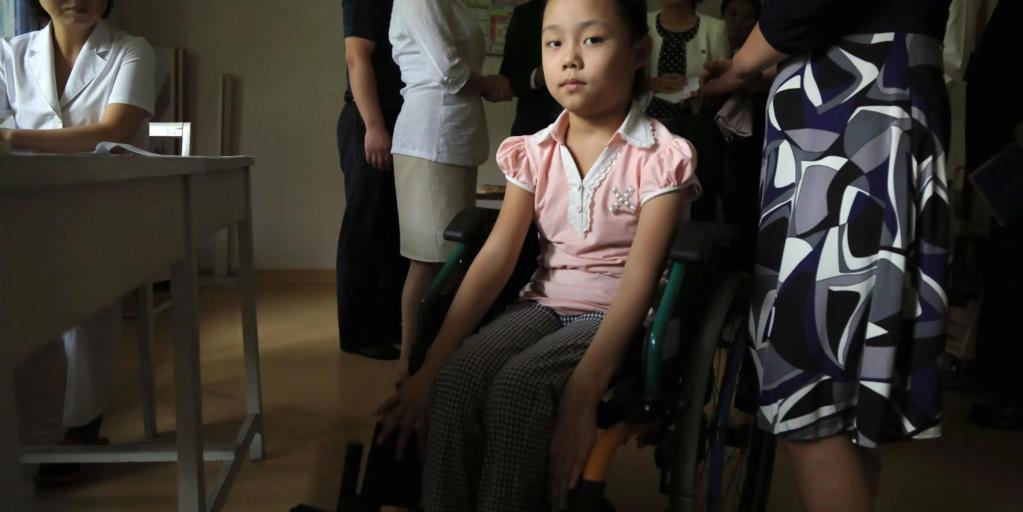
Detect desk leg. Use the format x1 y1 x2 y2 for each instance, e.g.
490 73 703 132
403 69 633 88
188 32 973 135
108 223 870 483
237 216 265 461
171 251 206 512
136 284 159 439
0 358 31 511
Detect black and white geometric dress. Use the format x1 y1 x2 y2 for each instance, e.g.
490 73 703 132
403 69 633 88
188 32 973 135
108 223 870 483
750 32 950 448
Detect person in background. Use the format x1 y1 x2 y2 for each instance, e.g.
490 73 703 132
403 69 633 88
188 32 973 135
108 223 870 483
646 0 729 221
388 0 511 386
499 0 561 137
702 0 953 509
721 0 759 52
336 0 408 361
0 0 154 486
966 0 1023 432
717 0 762 269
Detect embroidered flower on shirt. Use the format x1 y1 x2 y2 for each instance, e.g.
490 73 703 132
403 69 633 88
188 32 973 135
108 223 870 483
609 186 636 214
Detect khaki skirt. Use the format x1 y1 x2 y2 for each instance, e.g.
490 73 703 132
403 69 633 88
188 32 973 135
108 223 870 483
393 155 477 262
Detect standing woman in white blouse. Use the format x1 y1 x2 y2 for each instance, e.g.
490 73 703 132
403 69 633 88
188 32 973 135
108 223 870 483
388 0 511 383
0 0 154 485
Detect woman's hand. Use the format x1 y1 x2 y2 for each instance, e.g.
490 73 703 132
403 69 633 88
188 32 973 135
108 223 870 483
549 377 602 511
375 368 436 458
364 125 393 170
483 74 513 102
650 73 687 94
699 59 742 104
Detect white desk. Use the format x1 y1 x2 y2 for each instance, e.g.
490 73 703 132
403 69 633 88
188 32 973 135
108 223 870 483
0 154 264 512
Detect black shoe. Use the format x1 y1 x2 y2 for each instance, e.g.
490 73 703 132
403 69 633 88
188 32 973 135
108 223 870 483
968 401 1023 431
941 361 989 395
35 416 108 489
355 343 401 361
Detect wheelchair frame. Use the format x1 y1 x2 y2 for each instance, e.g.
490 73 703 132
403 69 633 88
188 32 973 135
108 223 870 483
299 207 774 512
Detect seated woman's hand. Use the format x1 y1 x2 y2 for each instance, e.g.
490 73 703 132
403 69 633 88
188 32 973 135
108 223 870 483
549 377 602 511
375 369 435 459
650 73 687 94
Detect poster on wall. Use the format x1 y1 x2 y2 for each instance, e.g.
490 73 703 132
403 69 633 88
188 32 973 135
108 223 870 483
465 0 527 56
1 0 12 38
149 47 186 155
0 0 40 38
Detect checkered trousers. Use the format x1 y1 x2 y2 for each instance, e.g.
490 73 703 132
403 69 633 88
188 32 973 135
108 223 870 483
422 301 605 512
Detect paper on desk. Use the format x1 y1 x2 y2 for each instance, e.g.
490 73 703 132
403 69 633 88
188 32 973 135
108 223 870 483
93 142 240 159
94 141 167 156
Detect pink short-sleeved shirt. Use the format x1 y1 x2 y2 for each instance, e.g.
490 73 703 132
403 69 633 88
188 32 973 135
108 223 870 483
498 104 701 314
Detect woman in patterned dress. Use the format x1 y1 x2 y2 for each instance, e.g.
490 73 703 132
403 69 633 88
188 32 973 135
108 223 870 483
701 1 953 510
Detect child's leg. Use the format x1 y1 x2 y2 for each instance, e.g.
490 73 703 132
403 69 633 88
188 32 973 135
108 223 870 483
423 302 562 512
477 314 604 512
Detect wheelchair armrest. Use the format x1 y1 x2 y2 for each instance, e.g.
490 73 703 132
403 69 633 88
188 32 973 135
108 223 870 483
443 207 500 246
669 221 742 264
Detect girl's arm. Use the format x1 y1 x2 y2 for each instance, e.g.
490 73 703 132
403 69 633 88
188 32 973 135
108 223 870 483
573 191 683 397
1 103 150 153
375 183 534 455
550 191 684 509
417 183 535 378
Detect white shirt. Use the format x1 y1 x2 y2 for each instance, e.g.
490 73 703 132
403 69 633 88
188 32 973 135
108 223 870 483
647 13 730 81
389 0 488 167
0 21 155 146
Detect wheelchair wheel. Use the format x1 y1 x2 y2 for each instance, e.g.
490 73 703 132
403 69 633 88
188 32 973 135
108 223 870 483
692 274 774 512
666 271 774 512
696 318 774 511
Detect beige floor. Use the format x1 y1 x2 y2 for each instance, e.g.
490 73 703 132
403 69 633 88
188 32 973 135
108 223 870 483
14 281 1023 511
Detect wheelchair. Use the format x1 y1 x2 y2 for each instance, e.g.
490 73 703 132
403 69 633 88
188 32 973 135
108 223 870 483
306 206 775 512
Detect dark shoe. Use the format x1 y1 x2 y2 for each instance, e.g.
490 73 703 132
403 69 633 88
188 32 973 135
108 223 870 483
35 416 108 489
34 437 110 489
355 343 401 361
968 401 1023 431
941 361 989 395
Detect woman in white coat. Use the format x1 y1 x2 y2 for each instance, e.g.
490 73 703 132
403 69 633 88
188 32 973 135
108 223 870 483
0 0 154 485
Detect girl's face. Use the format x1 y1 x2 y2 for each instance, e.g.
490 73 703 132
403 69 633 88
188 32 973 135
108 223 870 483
39 0 107 28
541 0 649 117
723 0 757 49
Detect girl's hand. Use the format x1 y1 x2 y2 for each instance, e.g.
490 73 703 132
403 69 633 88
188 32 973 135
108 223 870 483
651 74 687 93
549 379 601 511
375 369 435 459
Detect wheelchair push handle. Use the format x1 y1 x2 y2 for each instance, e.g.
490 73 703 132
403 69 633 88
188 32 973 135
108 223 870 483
669 221 742 264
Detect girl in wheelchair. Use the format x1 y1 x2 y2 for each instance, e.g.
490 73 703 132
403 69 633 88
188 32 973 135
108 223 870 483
375 0 700 509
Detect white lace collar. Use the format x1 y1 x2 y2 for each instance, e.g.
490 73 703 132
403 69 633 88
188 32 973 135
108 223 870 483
530 103 656 238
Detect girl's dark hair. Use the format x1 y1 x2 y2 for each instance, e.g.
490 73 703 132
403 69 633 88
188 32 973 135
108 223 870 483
29 1 114 20
720 0 761 19
610 0 649 99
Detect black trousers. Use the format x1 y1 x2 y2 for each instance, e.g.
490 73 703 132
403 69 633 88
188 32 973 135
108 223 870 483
975 219 1023 403
336 102 408 353
658 110 725 222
